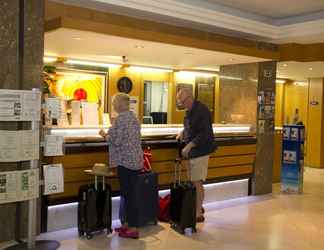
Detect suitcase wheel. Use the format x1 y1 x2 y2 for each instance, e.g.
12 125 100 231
192 227 197 233
78 230 84 237
86 234 93 240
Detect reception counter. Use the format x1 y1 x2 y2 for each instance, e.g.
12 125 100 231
44 124 256 204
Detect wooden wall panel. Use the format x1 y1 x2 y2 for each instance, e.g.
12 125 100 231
207 165 253 178
50 152 108 168
306 78 324 168
209 155 255 167
212 145 256 157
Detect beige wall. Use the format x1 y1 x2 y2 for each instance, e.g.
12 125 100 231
108 68 218 124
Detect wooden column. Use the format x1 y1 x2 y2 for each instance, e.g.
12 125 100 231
306 78 324 168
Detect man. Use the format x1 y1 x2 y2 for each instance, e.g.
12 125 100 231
176 88 216 222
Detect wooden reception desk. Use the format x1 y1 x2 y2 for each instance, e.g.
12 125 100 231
44 124 256 204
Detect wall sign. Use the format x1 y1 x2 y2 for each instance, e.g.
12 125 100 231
129 96 139 117
0 169 39 204
0 89 41 121
310 100 319 106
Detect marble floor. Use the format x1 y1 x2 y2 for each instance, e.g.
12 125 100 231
39 167 324 250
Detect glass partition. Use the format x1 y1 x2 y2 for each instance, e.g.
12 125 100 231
143 80 168 124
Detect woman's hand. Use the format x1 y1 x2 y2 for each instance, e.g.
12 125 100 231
99 129 107 138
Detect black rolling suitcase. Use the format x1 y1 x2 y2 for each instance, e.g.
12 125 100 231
78 176 112 239
119 171 159 227
169 157 197 234
135 171 159 227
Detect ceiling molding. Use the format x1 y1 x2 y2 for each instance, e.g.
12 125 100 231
45 1 280 60
275 20 324 42
51 0 324 43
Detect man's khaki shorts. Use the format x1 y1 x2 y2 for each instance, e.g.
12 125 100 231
187 155 210 182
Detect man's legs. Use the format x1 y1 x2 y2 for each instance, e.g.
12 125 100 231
193 180 204 218
189 155 209 220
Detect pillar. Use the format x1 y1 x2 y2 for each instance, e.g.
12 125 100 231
0 0 44 243
306 78 324 168
219 61 277 195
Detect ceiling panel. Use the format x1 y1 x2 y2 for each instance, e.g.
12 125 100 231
45 28 267 69
278 61 324 80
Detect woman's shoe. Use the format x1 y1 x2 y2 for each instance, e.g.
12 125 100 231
201 206 205 214
114 226 128 233
119 229 139 239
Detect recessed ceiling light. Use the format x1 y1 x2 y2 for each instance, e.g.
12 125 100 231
229 58 234 62
72 37 81 40
135 45 144 49
309 67 313 71
185 52 194 55
283 63 288 67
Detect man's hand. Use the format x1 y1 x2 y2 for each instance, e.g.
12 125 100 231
176 131 183 142
181 142 195 159
99 129 107 138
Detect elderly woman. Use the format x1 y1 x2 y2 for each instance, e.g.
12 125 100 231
99 93 143 239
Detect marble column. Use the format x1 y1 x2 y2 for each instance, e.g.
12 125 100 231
254 61 277 195
220 61 277 195
0 0 44 243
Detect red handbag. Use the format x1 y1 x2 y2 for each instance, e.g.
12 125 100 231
142 147 152 173
158 194 171 222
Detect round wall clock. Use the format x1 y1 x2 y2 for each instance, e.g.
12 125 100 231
117 77 133 93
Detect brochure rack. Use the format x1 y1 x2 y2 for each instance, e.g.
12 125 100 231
281 125 305 194
0 89 59 250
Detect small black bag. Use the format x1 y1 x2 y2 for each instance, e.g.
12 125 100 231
169 158 197 234
78 179 112 239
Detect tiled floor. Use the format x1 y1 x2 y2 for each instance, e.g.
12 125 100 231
40 167 324 250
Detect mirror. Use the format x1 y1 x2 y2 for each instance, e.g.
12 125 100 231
143 80 168 124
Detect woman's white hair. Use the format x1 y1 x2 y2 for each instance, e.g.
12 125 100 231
112 93 130 112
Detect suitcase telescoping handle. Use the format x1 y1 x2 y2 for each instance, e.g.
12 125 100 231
95 175 106 191
174 141 183 185
174 158 182 185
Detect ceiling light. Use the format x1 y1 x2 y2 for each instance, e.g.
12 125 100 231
66 59 121 68
43 56 57 63
100 55 122 60
276 79 286 84
135 45 144 49
309 67 313 71
294 81 308 86
129 66 173 73
178 71 218 78
72 37 81 40
184 52 194 55
229 58 235 62
283 63 288 67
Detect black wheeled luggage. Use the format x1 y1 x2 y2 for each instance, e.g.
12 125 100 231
135 171 159 227
78 176 112 239
169 158 197 234
119 171 159 227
